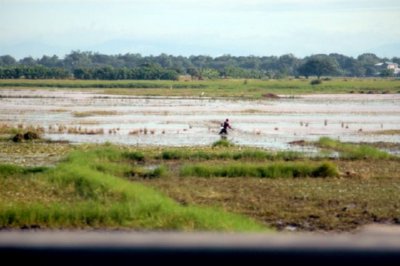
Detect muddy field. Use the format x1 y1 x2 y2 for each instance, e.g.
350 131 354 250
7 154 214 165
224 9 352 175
1 88 399 232
1 89 400 153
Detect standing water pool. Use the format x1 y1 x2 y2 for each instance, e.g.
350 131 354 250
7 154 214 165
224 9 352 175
1 89 399 153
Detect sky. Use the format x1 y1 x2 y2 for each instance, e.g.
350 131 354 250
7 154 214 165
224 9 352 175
0 0 399 59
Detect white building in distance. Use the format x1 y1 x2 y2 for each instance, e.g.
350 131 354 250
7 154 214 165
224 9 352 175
375 62 400 75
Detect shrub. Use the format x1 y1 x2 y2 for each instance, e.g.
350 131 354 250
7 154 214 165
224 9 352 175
310 79 322 85
24 131 40 140
12 133 24 143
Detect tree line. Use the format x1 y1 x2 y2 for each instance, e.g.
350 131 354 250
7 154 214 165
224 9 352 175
0 52 399 80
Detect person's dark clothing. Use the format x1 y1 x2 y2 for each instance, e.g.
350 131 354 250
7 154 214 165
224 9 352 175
219 120 231 135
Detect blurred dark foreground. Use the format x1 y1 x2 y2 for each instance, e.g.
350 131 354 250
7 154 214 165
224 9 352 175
1 224 400 266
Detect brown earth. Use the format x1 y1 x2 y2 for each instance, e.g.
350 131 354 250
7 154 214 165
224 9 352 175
137 159 400 232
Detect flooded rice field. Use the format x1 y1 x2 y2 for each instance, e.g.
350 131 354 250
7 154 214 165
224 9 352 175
1 89 400 153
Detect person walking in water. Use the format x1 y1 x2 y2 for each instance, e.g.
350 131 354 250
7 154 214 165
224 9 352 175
219 118 232 135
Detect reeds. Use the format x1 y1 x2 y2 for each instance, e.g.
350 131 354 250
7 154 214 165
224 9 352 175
67 127 104 135
0 123 45 135
129 128 155 135
47 124 105 135
159 149 303 161
180 162 338 178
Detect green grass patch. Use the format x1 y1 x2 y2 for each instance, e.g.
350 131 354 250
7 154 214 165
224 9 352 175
159 148 304 161
180 161 338 178
0 145 266 231
0 164 24 176
317 137 393 159
2 141 399 232
1 78 399 98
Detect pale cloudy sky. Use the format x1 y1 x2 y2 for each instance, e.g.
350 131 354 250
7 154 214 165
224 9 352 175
0 0 399 59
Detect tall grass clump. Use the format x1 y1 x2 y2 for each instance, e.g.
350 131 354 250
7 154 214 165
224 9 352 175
275 151 305 161
212 138 235 148
231 150 303 161
232 150 271 160
122 151 145 162
180 162 338 178
0 164 48 177
318 137 340 149
160 150 185 160
317 137 392 160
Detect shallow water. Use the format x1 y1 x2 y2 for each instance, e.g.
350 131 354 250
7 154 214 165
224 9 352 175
1 89 400 152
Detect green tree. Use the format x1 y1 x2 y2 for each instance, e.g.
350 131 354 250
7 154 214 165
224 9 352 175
187 67 200 78
199 68 220 79
357 53 380 65
277 54 300 76
19 57 38 66
298 57 338 79
38 55 61 67
73 68 92 79
0 55 17 66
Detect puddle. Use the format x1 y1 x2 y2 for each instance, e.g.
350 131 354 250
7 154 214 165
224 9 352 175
1 89 400 153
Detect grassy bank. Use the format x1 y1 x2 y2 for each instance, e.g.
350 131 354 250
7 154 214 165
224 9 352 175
316 137 394 159
1 78 399 98
0 145 265 231
1 140 399 232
